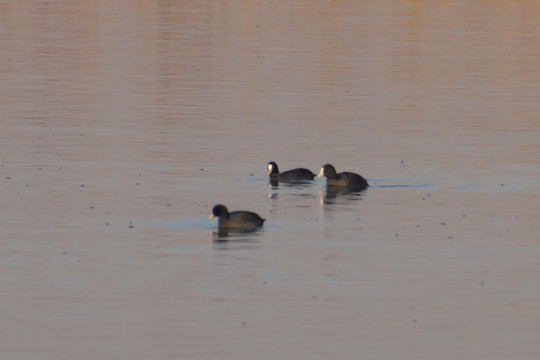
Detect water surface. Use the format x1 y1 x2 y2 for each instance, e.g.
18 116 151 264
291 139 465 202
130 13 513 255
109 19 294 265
1 2 539 360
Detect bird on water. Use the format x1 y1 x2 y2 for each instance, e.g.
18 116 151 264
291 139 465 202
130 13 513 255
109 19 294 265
316 163 369 190
267 161 316 183
209 204 265 231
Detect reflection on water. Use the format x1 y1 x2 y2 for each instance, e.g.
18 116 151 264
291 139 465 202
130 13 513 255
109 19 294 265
267 180 319 201
321 186 368 204
268 179 318 187
211 229 264 246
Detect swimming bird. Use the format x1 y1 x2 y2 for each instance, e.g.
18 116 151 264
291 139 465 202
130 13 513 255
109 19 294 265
316 163 369 190
267 161 316 182
209 204 265 230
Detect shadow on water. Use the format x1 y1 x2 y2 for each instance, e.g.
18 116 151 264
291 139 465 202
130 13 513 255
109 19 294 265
319 180 431 205
145 217 264 247
369 178 432 189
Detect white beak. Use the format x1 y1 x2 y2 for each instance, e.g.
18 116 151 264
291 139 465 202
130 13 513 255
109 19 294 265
316 167 325 178
209 214 215 220
267 164 273 173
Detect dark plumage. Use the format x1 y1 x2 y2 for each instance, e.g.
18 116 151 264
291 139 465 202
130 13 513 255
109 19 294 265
267 161 316 182
317 163 369 190
210 204 265 230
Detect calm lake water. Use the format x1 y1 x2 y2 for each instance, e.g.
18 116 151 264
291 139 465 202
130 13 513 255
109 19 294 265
1 2 539 359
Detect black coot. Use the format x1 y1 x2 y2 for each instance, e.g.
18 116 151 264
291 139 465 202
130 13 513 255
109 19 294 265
210 204 265 230
317 163 369 190
267 161 316 182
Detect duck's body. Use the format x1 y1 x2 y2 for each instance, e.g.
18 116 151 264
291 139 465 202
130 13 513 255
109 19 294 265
317 163 369 190
267 161 316 182
210 204 265 230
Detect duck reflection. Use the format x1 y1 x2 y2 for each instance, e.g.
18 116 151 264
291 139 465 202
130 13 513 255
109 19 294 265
268 179 316 188
321 185 368 204
268 179 317 201
211 227 264 244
